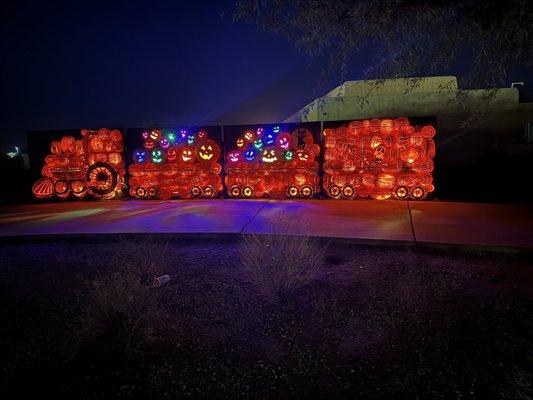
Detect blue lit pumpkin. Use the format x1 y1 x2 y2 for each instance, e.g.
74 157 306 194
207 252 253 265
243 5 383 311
133 149 147 164
244 148 257 162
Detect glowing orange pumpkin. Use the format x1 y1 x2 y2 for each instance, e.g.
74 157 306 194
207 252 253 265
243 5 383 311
61 136 75 153
197 140 219 162
50 141 62 154
90 136 104 152
108 152 122 165
32 178 54 199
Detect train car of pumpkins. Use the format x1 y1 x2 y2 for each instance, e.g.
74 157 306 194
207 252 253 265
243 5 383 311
31 128 126 200
225 126 320 198
128 129 223 199
322 117 436 200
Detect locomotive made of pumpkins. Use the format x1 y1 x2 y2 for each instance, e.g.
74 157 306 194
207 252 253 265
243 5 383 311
322 117 436 200
225 126 320 198
31 129 126 200
128 129 223 199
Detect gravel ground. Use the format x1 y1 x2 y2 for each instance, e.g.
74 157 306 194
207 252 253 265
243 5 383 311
0 236 531 399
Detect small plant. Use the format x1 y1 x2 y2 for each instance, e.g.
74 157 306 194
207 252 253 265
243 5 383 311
239 213 326 304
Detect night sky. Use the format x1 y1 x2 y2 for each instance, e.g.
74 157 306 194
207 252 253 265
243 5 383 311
1 0 341 150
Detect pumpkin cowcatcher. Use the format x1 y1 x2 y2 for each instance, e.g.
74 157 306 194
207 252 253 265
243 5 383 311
322 117 436 200
225 125 321 198
128 129 223 199
31 129 126 200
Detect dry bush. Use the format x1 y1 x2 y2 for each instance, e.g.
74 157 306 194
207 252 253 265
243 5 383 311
76 235 171 356
77 269 163 356
239 213 326 304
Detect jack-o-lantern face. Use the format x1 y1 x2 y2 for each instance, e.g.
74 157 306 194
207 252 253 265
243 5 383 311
179 129 188 142
296 150 310 163
133 149 147 163
150 130 161 141
273 125 281 134
244 148 257 162
244 130 255 142
181 147 195 163
256 127 264 137
144 140 155 150
151 149 164 164
198 140 219 161
264 132 275 145
227 150 241 163
166 131 177 144
261 147 279 163
187 134 195 146
284 150 294 161
166 147 178 162
236 137 245 149
253 139 263 149
142 131 149 140
197 130 207 140
160 138 170 149
275 132 291 150
90 137 104 152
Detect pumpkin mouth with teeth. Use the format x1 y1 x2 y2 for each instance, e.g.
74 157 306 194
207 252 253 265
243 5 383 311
181 147 195 163
262 148 279 163
227 151 241 163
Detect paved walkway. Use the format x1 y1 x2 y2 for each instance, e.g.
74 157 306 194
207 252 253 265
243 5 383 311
0 200 532 250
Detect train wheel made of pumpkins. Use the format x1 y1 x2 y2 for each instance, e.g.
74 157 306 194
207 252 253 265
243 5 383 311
300 186 313 198
229 186 241 198
54 180 70 199
395 186 409 199
135 186 147 199
202 185 215 198
411 186 425 200
287 185 299 198
86 162 118 198
342 185 356 199
242 186 254 198
328 184 341 199
147 186 159 199
190 186 202 197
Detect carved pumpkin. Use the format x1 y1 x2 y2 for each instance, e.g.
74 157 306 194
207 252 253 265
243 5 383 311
90 136 104 152
243 130 255 142
261 147 280 164
61 136 75 153
275 132 291 151
236 137 246 149
108 152 122 165
71 180 86 198
151 149 165 164
110 130 122 142
32 178 54 199
144 139 155 150
166 147 178 162
180 146 195 163
74 140 84 155
50 141 62 154
227 150 242 164
197 140 219 162
149 130 161 141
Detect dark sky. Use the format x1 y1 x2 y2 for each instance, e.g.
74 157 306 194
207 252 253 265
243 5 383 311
0 0 337 150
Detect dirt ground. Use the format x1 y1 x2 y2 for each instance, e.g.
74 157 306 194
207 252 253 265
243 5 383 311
0 236 531 399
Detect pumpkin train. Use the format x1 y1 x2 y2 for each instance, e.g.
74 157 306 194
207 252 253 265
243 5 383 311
322 117 436 200
32 129 126 200
225 126 321 198
128 129 223 199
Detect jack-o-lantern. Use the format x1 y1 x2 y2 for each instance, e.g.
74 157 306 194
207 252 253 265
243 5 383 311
71 180 86 198
197 130 207 141
253 139 263 149
144 140 155 150
160 138 170 149
261 147 280 164
400 146 421 164
61 136 75 153
166 147 178 162
236 137 246 149
73 140 84 155
296 149 311 164
32 178 54 199
275 132 291 151
227 150 242 163
90 136 104 152
133 149 147 164
273 125 281 134
151 149 165 164
244 148 258 162
142 131 149 140
149 130 161 141
284 150 294 161
197 140 219 162
373 145 387 162
263 132 275 146
50 141 62 154
187 134 195 146
110 130 122 142
256 127 264 137
243 130 255 142
306 143 320 157
108 152 122 165
180 146 195 163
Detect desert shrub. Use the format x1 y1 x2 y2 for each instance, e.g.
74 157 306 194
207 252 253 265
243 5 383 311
77 268 162 356
239 214 326 304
